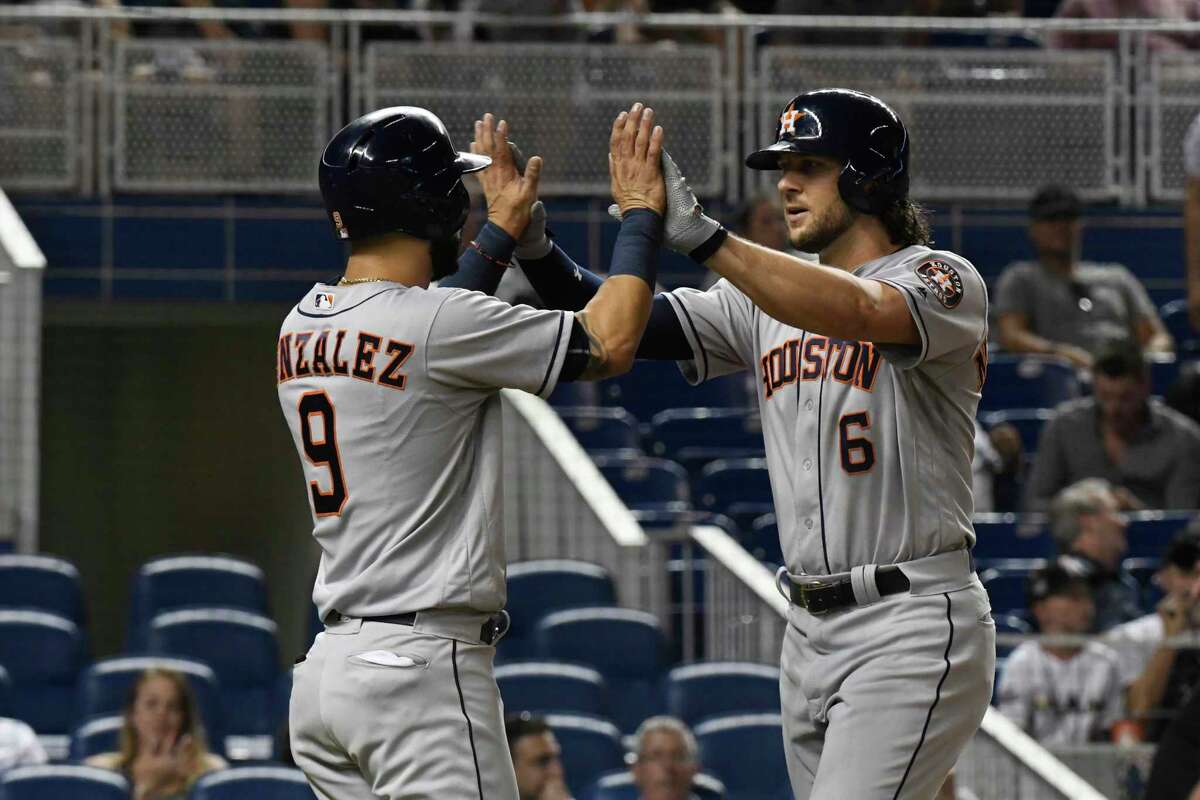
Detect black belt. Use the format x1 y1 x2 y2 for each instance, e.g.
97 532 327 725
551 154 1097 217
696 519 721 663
787 566 910 615
325 611 508 646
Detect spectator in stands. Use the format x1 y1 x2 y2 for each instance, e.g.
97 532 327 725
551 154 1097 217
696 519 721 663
1046 478 1144 631
1048 0 1200 51
1025 339 1200 511
505 713 571 800
87 669 226 800
1185 110 1200 330
996 559 1126 744
1106 527 1200 742
0 715 46 774
630 716 699 800
994 185 1173 369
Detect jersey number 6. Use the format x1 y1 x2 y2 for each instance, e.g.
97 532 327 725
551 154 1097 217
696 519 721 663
838 411 875 475
298 391 348 517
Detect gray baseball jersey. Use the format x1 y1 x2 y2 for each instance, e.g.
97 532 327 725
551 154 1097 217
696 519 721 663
277 281 573 620
665 245 988 575
996 640 1124 746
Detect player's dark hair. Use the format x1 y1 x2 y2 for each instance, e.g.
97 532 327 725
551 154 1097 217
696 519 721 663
505 711 550 751
880 199 932 248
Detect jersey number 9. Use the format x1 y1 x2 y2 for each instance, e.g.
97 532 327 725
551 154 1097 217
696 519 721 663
298 391 348 517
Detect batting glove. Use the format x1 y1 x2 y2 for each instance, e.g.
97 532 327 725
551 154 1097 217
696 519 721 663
514 200 553 260
609 149 726 262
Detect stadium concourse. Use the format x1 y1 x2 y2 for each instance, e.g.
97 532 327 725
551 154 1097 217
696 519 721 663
2 4 1200 800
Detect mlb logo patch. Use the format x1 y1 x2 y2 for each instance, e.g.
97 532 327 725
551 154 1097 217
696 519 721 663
314 292 335 310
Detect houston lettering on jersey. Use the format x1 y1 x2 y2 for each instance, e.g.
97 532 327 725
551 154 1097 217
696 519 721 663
760 336 881 400
277 329 414 391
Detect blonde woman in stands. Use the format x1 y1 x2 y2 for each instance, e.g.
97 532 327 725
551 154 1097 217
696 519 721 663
87 668 226 800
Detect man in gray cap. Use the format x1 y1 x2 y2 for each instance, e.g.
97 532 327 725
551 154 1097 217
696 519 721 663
994 185 1174 369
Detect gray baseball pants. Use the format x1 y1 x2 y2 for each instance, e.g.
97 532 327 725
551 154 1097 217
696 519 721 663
779 550 996 800
290 610 519 800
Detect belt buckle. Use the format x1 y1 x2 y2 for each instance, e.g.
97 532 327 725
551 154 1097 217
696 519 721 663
796 579 836 616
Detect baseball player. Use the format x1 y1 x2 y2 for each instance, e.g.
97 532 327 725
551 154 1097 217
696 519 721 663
278 102 667 799
513 88 996 798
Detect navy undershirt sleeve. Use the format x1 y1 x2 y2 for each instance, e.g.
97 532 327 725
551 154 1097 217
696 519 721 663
440 222 514 293
517 238 693 360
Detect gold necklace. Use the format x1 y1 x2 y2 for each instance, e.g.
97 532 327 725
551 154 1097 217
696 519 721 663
337 276 391 286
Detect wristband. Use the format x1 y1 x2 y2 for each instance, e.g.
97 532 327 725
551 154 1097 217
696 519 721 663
689 227 728 264
470 221 517 269
608 208 663 287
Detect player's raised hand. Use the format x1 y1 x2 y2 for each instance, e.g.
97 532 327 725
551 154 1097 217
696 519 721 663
471 112 543 239
609 102 665 216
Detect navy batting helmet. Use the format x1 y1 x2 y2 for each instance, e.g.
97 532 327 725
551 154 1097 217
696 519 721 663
319 107 490 242
746 88 909 215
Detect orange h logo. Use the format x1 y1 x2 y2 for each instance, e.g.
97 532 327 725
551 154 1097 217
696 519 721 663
780 109 806 137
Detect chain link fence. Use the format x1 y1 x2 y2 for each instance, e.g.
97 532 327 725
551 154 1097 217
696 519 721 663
1 10 1198 203
0 39 81 191
364 42 723 197
759 47 1122 201
113 39 331 192
1148 50 1200 201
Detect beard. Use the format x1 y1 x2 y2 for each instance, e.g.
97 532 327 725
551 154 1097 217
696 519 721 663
789 198 857 254
430 231 462 281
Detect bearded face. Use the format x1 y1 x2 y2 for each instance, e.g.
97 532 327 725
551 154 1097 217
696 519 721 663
776 153 858 255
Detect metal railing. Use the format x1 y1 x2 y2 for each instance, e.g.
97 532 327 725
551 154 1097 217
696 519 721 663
500 389 669 623
1 7 1199 205
0 189 45 553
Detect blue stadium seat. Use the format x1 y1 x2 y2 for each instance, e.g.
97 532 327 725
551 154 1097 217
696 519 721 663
995 613 1034 659
1125 511 1196 560
594 454 690 513
69 715 123 761
503 560 617 660
601 361 754 424
972 514 1054 561
648 408 765 477
694 714 791 800
0 610 86 734
495 662 607 718
544 714 626 799
535 608 667 733
582 769 727 800
1123 556 1165 611
981 561 1045 616
190 765 316 800
147 608 280 737
0 554 84 623
1161 299 1200 354
666 662 781 726
557 407 643 456
0 765 129 799
77 656 224 752
695 459 774 531
979 355 1082 413
1147 353 1181 398
749 513 784 566
978 408 1054 454
129 554 268 650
